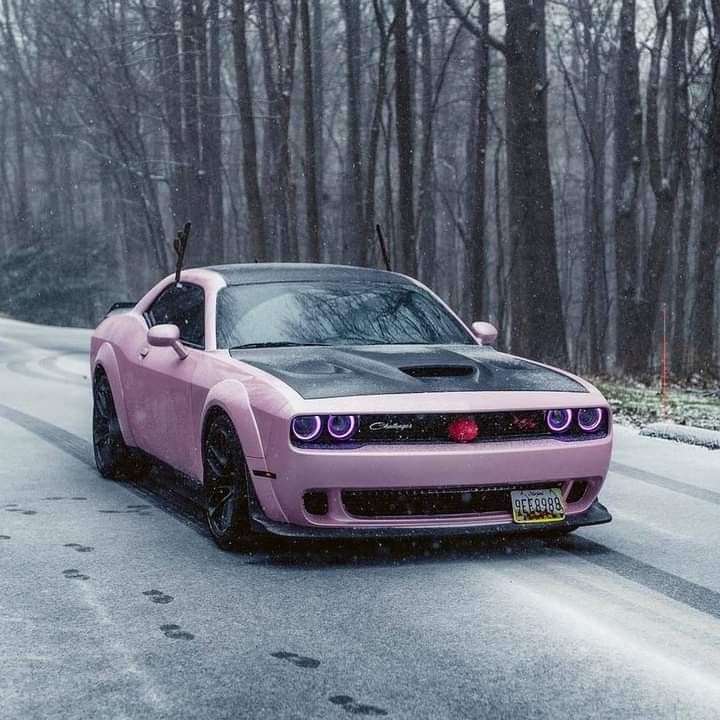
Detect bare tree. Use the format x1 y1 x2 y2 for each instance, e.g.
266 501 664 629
393 0 417 274
232 0 266 261
341 0 365 265
300 0 321 260
614 0 643 374
632 0 688 375
693 0 720 377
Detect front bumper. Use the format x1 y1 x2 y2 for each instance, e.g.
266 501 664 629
253 434 613 529
250 498 612 539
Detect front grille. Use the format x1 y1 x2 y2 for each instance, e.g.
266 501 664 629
342 483 562 518
355 411 551 444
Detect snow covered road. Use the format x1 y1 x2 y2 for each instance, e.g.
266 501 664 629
2 317 720 719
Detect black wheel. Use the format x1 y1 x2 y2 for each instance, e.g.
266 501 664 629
204 413 252 550
93 371 133 479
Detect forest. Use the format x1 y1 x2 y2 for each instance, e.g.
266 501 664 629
0 0 718 380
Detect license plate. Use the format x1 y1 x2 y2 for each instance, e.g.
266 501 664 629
510 488 565 524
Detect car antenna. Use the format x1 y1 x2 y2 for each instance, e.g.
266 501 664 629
174 222 192 285
375 224 392 272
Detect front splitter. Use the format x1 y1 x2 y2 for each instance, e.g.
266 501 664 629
249 499 611 540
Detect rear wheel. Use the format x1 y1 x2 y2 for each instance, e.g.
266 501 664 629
204 413 253 550
93 372 133 479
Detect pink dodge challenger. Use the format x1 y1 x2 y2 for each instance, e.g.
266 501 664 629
90 264 612 548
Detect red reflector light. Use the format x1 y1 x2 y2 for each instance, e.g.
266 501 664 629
448 416 478 443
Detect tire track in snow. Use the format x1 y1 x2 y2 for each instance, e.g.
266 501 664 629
555 535 720 621
611 461 720 506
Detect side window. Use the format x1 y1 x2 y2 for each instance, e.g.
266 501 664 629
147 283 205 348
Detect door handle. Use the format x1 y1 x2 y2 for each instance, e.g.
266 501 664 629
139 347 149 359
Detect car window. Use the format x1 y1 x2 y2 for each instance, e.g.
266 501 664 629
216 281 475 348
147 282 205 348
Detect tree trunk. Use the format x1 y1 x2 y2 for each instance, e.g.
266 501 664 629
613 0 643 374
257 0 298 260
157 0 187 231
393 0 417 275
311 0 325 254
366 0 394 265
635 0 686 376
206 0 224 259
300 0 321 261
504 0 568 365
693 6 720 377
468 1 489 322
413 0 437 287
0 0 29 239
340 0 365 266
672 158 692 376
181 0 204 261
232 0 267 261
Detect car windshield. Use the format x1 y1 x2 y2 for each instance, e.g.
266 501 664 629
216 281 475 349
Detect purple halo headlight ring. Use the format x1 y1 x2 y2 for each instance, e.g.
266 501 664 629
327 414 358 440
291 415 323 442
546 409 572 433
577 407 603 433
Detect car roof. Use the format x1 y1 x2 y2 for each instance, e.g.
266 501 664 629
204 262 415 287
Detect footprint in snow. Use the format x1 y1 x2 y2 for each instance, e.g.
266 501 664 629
64 543 94 553
143 589 174 604
99 504 151 515
271 651 321 669
329 695 388 716
160 624 194 640
63 568 90 580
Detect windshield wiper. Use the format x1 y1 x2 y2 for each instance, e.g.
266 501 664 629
230 341 329 350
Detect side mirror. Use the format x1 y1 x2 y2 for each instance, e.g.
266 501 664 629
471 321 498 346
147 324 188 359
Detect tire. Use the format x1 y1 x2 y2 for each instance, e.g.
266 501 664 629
93 371 133 480
204 413 253 550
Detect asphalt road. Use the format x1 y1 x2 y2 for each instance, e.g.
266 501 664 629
2 316 720 720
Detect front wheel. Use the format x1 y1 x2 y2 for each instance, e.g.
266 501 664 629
204 413 253 550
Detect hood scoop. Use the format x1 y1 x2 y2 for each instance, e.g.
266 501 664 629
400 365 475 379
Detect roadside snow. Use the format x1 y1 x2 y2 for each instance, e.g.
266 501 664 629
640 423 720 450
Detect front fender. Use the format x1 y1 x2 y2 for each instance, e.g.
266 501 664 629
201 379 265 460
201 380 288 522
93 342 137 447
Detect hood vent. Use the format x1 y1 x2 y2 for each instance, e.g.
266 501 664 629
400 365 475 379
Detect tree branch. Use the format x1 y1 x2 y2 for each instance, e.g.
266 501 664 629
442 0 505 53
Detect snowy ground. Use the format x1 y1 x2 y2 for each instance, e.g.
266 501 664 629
593 376 720 431
2 317 720 719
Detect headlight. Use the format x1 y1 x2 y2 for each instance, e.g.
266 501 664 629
291 415 323 441
546 409 572 433
327 414 358 440
577 407 603 433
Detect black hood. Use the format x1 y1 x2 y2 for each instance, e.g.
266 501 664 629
229 345 588 399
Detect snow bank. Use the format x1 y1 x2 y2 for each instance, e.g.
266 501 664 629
640 423 720 450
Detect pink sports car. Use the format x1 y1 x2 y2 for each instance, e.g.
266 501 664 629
90 264 612 548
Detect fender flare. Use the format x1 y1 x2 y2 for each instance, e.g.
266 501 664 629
93 342 138 447
200 381 288 523
200 379 265 461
